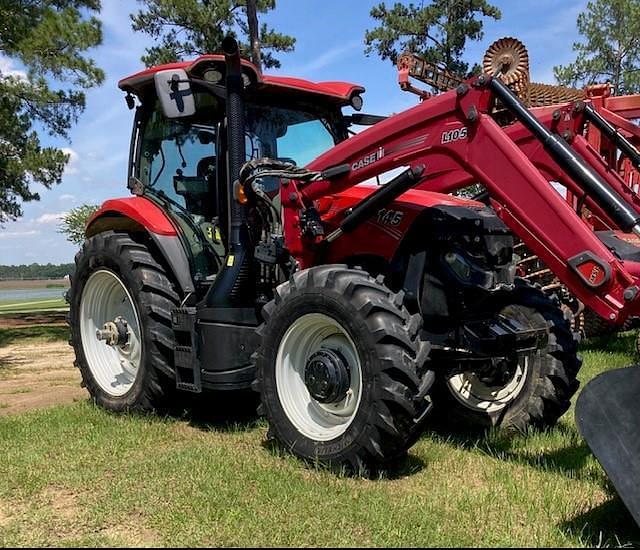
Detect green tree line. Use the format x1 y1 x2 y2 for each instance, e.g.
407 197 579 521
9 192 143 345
0 263 74 280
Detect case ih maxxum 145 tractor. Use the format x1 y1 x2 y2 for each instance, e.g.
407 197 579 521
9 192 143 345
69 38 640 520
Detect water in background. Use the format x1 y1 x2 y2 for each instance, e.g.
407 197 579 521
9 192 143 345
0 287 67 302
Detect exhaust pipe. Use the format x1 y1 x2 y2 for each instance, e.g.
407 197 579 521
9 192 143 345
205 36 254 309
222 36 246 191
222 36 247 243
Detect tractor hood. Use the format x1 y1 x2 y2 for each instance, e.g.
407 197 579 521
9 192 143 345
330 184 484 211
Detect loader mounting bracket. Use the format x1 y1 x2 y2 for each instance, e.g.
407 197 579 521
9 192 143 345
567 252 611 289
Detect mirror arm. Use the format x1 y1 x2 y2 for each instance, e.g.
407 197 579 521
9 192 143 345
343 113 388 127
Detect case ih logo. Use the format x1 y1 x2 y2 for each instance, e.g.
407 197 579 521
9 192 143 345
351 147 384 171
575 258 607 287
441 127 468 144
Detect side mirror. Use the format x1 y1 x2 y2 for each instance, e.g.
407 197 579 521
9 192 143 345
154 69 196 119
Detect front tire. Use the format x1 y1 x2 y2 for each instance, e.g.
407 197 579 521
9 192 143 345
434 284 582 432
252 265 433 472
69 231 179 412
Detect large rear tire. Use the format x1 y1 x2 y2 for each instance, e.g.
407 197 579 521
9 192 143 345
68 231 179 412
433 283 582 432
581 307 629 339
252 265 433 473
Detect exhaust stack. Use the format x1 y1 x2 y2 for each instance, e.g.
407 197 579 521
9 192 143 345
205 36 254 309
222 36 248 244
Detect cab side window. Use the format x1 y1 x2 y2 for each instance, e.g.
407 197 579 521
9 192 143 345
140 109 217 218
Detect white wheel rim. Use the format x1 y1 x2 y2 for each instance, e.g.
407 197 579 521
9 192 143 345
447 355 529 413
79 269 142 397
275 313 363 442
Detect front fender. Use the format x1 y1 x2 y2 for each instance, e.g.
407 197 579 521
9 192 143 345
86 197 177 237
86 196 195 293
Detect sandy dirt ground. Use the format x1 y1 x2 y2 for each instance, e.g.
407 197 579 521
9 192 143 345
0 312 67 328
0 339 86 416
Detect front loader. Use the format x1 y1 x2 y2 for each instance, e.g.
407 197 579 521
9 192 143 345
401 37 640 338
68 37 638 520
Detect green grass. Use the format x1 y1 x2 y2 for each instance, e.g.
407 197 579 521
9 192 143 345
0 297 68 314
0 325 68 347
0 335 638 546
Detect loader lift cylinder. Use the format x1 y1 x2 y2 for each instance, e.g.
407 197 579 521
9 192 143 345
326 165 425 242
582 102 640 171
488 76 640 235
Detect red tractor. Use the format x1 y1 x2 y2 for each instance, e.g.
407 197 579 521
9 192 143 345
68 38 639 518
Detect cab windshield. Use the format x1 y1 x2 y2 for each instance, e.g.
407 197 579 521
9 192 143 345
137 97 338 209
245 104 336 168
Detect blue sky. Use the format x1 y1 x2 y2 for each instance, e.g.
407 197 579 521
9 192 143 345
0 0 587 265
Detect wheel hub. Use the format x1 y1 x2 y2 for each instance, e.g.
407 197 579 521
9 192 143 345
304 348 350 404
476 354 518 386
95 316 130 347
275 313 363 441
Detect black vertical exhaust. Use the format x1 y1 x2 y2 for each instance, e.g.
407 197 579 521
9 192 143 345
205 36 254 308
222 35 248 240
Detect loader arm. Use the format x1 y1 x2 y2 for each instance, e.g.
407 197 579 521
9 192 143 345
286 76 640 324
392 104 640 235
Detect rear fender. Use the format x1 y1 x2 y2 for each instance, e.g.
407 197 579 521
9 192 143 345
86 197 195 294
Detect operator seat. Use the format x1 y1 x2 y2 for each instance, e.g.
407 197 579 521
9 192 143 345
172 156 216 219
197 156 217 214
196 155 226 261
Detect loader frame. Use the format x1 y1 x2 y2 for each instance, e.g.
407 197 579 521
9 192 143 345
281 76 640 325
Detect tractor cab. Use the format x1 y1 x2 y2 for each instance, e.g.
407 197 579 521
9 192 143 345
118 55 364 284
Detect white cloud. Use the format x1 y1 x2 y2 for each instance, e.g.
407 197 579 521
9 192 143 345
0 230 41 240
289 41 361 76
0 56 27 81
62 148 80 176
34 212 67 224
59 194 77 202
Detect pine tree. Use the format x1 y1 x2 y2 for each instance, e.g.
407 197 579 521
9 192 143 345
554 0 640 95
130 0 295 69
365 0 501 78
0 0 104 222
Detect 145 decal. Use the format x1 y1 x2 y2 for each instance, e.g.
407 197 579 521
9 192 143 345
377 209 404 226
